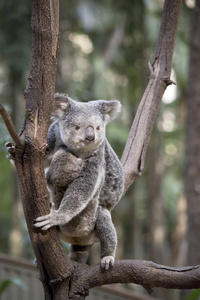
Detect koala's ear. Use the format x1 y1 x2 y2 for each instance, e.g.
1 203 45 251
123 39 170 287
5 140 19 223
99 100 121 123
52 93 72 119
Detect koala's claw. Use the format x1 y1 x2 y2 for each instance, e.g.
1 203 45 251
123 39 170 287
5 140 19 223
101 256 115 270
34 202 60 230
5 142 16 160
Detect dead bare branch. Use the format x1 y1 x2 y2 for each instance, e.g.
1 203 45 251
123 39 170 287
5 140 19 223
121 0 182 194
0 103 24 149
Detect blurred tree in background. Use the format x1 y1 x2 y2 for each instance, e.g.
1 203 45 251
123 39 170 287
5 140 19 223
0 0 198 299
0 0 32 258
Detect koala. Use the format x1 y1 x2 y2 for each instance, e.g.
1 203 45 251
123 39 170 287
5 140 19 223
34 94 124 270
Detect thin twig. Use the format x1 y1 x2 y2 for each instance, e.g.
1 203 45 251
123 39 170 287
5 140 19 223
0 103 25 149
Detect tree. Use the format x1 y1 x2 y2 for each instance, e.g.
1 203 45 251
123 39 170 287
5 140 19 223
0 1 31 257
1 0 200 299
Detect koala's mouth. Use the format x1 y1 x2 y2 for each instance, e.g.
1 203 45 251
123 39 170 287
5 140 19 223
73 139 99 156
75 139 94 147
85 138 95 143
78 139 97 149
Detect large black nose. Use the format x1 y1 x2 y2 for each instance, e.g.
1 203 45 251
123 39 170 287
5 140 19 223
85 126 95 141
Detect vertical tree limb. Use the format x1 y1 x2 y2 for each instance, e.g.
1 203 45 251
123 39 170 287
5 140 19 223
12 1 73 299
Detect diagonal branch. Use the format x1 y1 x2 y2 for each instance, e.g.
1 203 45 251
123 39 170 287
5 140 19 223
0 103 25 149
121 0 182 194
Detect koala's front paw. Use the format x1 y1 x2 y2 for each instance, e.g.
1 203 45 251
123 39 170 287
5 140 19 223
34 202 65 230
101 256 115 270
5 142 16 160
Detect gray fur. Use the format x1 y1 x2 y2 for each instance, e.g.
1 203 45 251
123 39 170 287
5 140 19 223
34 94 124 270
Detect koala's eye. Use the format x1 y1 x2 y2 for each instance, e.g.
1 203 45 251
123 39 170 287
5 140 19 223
75 125 80 130
96 125 100 131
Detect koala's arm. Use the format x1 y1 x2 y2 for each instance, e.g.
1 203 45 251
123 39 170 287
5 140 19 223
99 139 124 210
35 149 103 230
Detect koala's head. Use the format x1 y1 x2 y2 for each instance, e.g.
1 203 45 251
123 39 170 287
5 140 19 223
52 94 121 157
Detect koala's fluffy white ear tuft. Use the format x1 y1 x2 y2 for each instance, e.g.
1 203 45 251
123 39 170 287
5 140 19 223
100 100 121 123
52 93 72 119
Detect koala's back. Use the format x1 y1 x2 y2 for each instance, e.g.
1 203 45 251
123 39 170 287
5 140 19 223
99 139 124 210
44 121 63 168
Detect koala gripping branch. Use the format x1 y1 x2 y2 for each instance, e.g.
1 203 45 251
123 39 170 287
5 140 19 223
71 261 200 297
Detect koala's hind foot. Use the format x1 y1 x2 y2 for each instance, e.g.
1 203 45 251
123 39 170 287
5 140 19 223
101 256 115 270
95 207 117 270
69 244 92 264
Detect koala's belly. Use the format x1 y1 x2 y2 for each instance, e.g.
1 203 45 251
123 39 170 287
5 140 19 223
59 215 96 237
58 216 98 245
58 231 98 246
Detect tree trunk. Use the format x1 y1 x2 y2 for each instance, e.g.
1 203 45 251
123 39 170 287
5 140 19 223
146 131 172 300
185 0 200 266
146 132 168 265
14 1 72 299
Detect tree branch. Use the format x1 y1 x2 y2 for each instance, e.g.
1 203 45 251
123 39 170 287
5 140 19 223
0 103 24 149
121 0 182 194
70 260 200 299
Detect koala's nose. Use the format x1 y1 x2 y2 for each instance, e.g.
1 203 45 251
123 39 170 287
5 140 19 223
85 126 95 141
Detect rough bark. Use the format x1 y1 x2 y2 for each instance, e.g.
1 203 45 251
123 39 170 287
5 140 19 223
3 0 200 299
185 0 200 265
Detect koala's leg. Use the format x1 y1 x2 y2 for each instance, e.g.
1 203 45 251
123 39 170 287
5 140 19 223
69 244 92 264
95 207 117 270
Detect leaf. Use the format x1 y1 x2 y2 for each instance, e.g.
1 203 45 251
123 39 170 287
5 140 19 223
0 280 11 295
